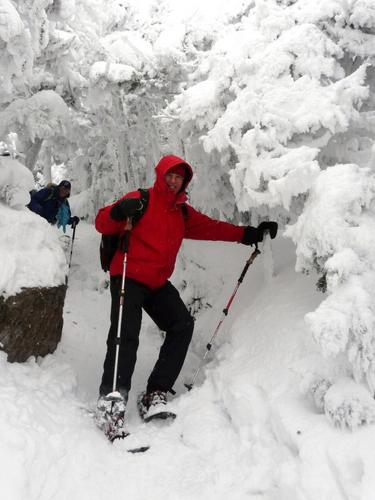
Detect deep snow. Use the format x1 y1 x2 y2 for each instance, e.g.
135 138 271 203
1 222 375 499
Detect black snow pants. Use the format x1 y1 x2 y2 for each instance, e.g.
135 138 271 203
100 276 194 396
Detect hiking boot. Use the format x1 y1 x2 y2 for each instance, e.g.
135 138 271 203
138 390 176 422
95 391 127 439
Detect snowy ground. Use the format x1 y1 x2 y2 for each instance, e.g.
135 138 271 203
1 222 375 499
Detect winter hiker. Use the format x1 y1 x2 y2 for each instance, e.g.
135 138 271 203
28 180 80 231
95 155 277 431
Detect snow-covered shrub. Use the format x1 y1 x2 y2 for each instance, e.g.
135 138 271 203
287 164 375 391
0 90 70 177
323 378 375 430
0 90 69 147
309 377 333 413
0 156 34 208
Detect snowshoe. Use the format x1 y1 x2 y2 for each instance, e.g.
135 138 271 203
95 391 128 442
137 390 176 422
127 446 150 454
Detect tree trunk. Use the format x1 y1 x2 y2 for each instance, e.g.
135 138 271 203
24 138 44 173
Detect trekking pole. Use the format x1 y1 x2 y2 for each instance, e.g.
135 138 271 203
68 223 77 270
185 244 261 391
65 223 77 286
112 218 132 393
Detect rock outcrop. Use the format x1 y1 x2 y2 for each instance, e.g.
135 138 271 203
0 285 66 362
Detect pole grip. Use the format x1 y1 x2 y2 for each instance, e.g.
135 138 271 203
119 230 130 253
67 224 77 279
238 246 260 283
119 218 132 253
238 262 251 283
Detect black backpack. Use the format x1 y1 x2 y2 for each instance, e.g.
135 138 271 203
99 188 188 272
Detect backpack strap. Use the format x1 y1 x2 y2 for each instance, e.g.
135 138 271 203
136 188 149 223
138 188 149 209
180 203 188 220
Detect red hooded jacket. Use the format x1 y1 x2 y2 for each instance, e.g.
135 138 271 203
95 155 245 289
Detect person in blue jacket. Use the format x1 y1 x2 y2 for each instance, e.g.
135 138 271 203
28 180 79 231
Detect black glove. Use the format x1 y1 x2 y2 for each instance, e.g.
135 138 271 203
256 221 278 241
242 221 278 246
110 197 144 221
70 216 80 227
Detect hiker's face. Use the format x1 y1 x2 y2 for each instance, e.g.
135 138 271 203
59 186 71 199
165 173 184 193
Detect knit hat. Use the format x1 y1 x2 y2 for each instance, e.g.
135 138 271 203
168 164 186 178
59 180 71 189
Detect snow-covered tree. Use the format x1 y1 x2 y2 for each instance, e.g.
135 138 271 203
0 0 80 174
165 0 372 219
68 0 194 214
0 90 70 176
0 0 33 99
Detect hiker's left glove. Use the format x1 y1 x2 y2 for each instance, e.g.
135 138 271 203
256 221 278 241
110 197 143 221
242 221 278 246
70 216 80 227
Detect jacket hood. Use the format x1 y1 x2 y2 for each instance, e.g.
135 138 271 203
154 155 193 200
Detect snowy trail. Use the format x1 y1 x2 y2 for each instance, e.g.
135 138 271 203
2 222 375 499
